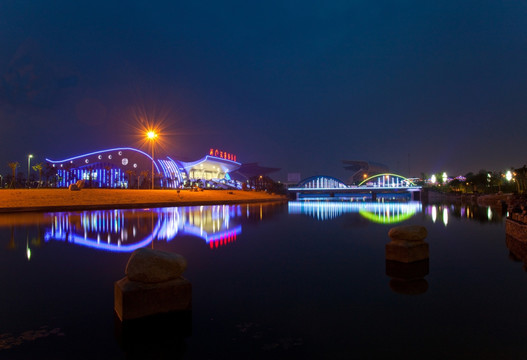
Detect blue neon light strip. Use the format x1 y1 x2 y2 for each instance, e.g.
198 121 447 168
45 147 162 174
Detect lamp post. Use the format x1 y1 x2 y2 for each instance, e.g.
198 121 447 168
27 154 33 188
147 131 158 189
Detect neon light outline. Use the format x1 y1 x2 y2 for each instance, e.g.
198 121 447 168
296 175 347 189
357 173 417 187
46 147 162 174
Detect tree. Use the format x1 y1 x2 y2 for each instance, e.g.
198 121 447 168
140 170 150 189
513 165 527 194
125 170 135 189
43 163 58 188
32 163 43 188
8 162 19 189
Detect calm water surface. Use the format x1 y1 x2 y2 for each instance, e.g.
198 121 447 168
0 200 525 359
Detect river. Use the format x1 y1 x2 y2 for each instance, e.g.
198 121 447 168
0 200 523 359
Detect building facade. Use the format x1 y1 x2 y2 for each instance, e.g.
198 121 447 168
45 147 241 189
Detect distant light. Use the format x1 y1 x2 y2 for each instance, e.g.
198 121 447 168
506 170 513 181
431 175 437 184
442 172 447 183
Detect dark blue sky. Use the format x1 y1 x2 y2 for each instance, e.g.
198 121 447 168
2 1 527 182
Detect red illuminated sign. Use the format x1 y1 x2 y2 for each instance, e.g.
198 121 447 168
209 148 237 162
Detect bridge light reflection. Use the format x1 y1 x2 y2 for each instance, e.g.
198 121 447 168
288 201 422 223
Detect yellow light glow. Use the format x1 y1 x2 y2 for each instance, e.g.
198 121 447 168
147 131 158 140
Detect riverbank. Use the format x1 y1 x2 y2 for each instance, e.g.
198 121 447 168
0 189 287 213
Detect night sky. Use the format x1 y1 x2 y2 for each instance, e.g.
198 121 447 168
2 1 527 182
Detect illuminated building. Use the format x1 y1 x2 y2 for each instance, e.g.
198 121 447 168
45 147 241 189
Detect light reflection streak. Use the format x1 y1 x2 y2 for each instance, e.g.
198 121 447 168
423 204 503 225
44 205 244 252
288 201 422 223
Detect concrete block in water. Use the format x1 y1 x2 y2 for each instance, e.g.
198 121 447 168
114 276 191 321
386 240 429 263
386 225 429 263
114 248 192 321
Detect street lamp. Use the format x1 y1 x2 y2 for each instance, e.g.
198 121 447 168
27 154 33 188
146 131 158 189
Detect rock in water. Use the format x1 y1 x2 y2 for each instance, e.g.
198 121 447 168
125 248 187 283
388 225 427 242
386 225 429 263
115 248 191 321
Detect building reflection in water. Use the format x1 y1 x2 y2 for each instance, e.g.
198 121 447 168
424 204 501 226
44 205 245 252
288 200 422 224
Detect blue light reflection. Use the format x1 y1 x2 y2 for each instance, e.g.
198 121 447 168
288 200 422 223
45 205 243 252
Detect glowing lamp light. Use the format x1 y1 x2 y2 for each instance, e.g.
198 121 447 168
27 154 33 188
506 170 513 182
442 172 447 183
147 131 158 140
146 130 158 190
431 175 437 184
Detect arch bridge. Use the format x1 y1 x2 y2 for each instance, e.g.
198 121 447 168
289 173 421 200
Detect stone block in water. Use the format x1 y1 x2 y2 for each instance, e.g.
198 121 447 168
388 225 427 242
386 225 429 263
114 248 191 321
114 276 191 321
126 248 187 283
